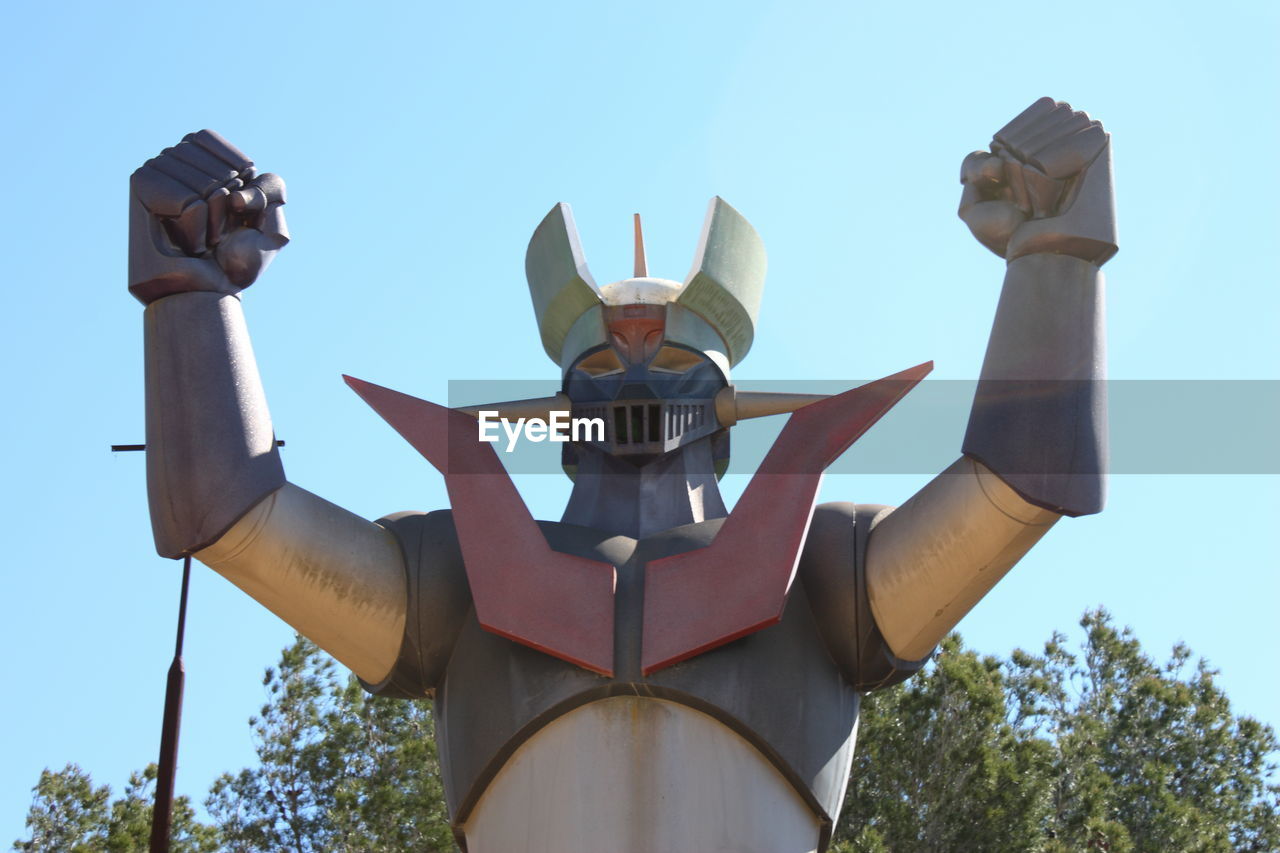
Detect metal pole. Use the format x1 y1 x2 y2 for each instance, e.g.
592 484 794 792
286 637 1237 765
149 555 191 853
110 440 280 849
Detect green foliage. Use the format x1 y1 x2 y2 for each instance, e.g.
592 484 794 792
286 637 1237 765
17 613 1279 852
207 636 454 852
15 638 453 852
837 636 1053 852
12 764 109 852
12 763 214 852
1010 609 1280 852
103 765 218 853
835 608 1280 852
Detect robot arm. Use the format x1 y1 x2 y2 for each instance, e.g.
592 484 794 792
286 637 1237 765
863 458 1058 661
864 99 1115 662
130 132 406 683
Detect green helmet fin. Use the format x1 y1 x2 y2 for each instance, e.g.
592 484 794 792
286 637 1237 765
526 203 604 363
676 197 766 366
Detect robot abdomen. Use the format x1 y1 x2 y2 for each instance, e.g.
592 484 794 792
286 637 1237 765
435 579 860 851
462 696 822 853
386 514 865 851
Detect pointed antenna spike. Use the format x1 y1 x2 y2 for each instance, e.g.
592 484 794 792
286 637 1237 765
633 213 648 278
734 390 831 421
454 393 571 421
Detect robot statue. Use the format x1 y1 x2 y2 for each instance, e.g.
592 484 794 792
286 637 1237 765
128 98 1115 852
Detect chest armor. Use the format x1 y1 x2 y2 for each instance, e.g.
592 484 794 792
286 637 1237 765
348 366 933 848
367 504 924 848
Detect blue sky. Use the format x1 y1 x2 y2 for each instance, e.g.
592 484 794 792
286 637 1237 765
2 0 1277 839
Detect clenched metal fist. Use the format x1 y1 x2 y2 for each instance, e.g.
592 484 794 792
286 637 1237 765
959 98 1117 266
128 130 289 304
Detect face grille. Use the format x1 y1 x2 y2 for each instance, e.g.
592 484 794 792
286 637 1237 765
572 399 717 455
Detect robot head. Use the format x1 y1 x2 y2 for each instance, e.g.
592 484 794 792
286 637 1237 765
527 199 766 466
564 295 728 460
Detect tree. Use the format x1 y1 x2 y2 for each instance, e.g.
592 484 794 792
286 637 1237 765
206 636 454 853
837 636 1054 852
15 639 453 853
103 765 218 853
12 764 109 852
12 763 215 852
835 608 1280 852
1008 609 1280 852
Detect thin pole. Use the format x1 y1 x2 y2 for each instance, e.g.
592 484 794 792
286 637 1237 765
150 555 192 853
112 440 280 848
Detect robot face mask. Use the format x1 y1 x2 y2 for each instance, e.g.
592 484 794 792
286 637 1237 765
564 303 729 459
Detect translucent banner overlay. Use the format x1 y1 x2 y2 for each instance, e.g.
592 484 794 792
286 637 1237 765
439 380 1280 475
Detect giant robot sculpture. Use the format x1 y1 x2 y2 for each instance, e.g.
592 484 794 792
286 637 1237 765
128 98 1115 852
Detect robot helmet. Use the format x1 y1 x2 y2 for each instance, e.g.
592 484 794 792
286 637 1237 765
526 198 766 462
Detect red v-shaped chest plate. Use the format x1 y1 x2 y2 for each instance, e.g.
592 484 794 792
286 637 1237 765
346 362 930 678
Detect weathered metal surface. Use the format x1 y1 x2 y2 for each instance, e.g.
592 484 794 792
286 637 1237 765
799 503 931 692
422 516 860 842
963 253 1106 516
866 456 1058 661
641 362 932 674
676 197 767 366
198 483 407 683
143 293 284 557
462 698 822 853
345 375 618 676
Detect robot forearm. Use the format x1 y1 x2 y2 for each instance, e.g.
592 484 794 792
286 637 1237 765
963 252 1106 516
143 291 284 556
144 294 407 682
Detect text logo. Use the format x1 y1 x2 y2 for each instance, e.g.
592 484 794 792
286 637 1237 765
478 411 605 452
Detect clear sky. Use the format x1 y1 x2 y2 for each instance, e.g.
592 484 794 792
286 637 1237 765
2 0 1277 840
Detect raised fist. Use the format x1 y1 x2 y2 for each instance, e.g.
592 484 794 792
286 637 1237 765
959 98 1117 265
129 131 289 304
